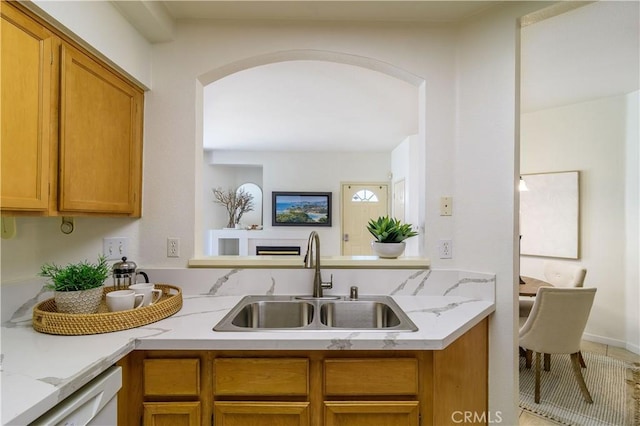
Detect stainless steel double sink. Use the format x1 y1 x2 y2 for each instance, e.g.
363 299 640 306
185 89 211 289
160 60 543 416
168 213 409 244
213 295 418 332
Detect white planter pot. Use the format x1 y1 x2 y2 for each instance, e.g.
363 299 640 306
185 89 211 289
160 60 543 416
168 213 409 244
371 241 406 259
54 286 104 314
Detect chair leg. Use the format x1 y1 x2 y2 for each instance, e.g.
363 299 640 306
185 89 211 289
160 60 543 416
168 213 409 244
578 350 587 368
534 351 541 403
570 352 593 403
525 349 532 368
543 353 551 371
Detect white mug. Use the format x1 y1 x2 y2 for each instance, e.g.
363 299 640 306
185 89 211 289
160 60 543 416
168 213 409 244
129 283 162 307
106 290 144 312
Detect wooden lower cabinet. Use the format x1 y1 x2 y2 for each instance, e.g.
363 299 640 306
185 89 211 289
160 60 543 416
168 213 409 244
214 402 310 426
119 319 488 426
324 401 419 426
143 402 201 426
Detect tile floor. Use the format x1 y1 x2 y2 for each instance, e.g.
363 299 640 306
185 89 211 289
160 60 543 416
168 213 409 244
518 340 640 425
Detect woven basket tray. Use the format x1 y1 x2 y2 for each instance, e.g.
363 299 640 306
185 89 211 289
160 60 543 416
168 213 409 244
32 284 182 335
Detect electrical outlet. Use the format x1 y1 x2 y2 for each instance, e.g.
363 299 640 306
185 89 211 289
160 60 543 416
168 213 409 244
103 237 128 260
438 239 453 259
167 237 180 258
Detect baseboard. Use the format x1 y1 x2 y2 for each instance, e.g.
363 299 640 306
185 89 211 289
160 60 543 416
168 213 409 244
625 342 640 355
583 332 640 355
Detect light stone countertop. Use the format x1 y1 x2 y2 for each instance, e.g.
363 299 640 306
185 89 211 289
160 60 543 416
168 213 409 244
1 267 495 425
1 294 493 425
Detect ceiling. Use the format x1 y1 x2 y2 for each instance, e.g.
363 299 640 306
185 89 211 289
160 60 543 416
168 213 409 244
161 1 500 23
520 1 639 114
203 60 419 152
115 1 639 152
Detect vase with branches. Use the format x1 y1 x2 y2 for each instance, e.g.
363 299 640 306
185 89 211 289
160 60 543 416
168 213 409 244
213 187 254 228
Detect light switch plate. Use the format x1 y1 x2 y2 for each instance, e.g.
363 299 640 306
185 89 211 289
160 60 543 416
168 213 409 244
103 237 128 260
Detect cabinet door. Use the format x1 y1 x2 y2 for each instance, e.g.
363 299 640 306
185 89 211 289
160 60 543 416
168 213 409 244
324 401 419 426
324 358 418 396
214 402 309 426
214 358 309 396
1 3 52 211
144 358 200 397
59 43 143 215
143 402 201 426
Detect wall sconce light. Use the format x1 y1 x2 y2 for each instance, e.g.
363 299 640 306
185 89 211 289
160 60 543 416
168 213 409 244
519 176 529 192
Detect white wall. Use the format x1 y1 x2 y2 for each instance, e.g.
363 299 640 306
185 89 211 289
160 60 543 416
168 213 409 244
143 20 460 268
392 135 421 256
624 92 640 355
29 0 152 88
455 3 543 421
521 91 640 353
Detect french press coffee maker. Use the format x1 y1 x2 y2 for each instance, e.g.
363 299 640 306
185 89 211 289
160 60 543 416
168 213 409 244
112 256 149 290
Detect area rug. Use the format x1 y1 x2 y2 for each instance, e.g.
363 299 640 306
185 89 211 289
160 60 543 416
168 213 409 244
519 351 640 426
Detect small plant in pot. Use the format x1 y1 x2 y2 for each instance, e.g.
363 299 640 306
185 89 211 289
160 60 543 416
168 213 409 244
39 255 109 314
367 216 418 258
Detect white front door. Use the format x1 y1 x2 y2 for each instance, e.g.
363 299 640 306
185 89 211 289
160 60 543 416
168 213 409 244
341 183 389 255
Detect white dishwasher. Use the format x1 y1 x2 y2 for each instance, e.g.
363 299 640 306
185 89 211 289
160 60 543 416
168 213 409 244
30 366 121 426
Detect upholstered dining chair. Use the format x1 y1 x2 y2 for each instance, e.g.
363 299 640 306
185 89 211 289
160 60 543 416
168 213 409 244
519 261 587 319
519 287 597 404
543 261 588 288
519 262 588 371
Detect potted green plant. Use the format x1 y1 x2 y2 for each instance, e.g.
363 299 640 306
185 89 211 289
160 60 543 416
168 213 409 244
367 216 418 258
39 255 110 314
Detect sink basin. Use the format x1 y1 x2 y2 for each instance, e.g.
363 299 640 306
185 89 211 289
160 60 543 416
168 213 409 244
214 295 417 332
216 297 314 330
320 301 405 329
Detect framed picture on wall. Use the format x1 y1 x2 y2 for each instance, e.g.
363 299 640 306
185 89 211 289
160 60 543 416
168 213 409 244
272 192 332 226
520 171 579 259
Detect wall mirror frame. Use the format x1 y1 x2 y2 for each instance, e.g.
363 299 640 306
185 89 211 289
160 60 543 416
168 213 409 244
237 182 262 227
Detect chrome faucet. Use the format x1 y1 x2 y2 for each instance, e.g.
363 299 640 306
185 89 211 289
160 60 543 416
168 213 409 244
304 231 333 298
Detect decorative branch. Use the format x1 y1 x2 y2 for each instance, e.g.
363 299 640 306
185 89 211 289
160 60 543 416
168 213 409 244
234 188 254 225
213 187 254 228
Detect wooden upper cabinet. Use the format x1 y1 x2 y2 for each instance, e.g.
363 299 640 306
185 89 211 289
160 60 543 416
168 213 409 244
1 3 52 211
59 43 143 216
1 1 144 217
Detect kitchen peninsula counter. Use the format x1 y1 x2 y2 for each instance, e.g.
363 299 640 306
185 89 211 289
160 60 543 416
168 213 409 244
1 294 493 425
188 255 431 269
1 268 494 425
